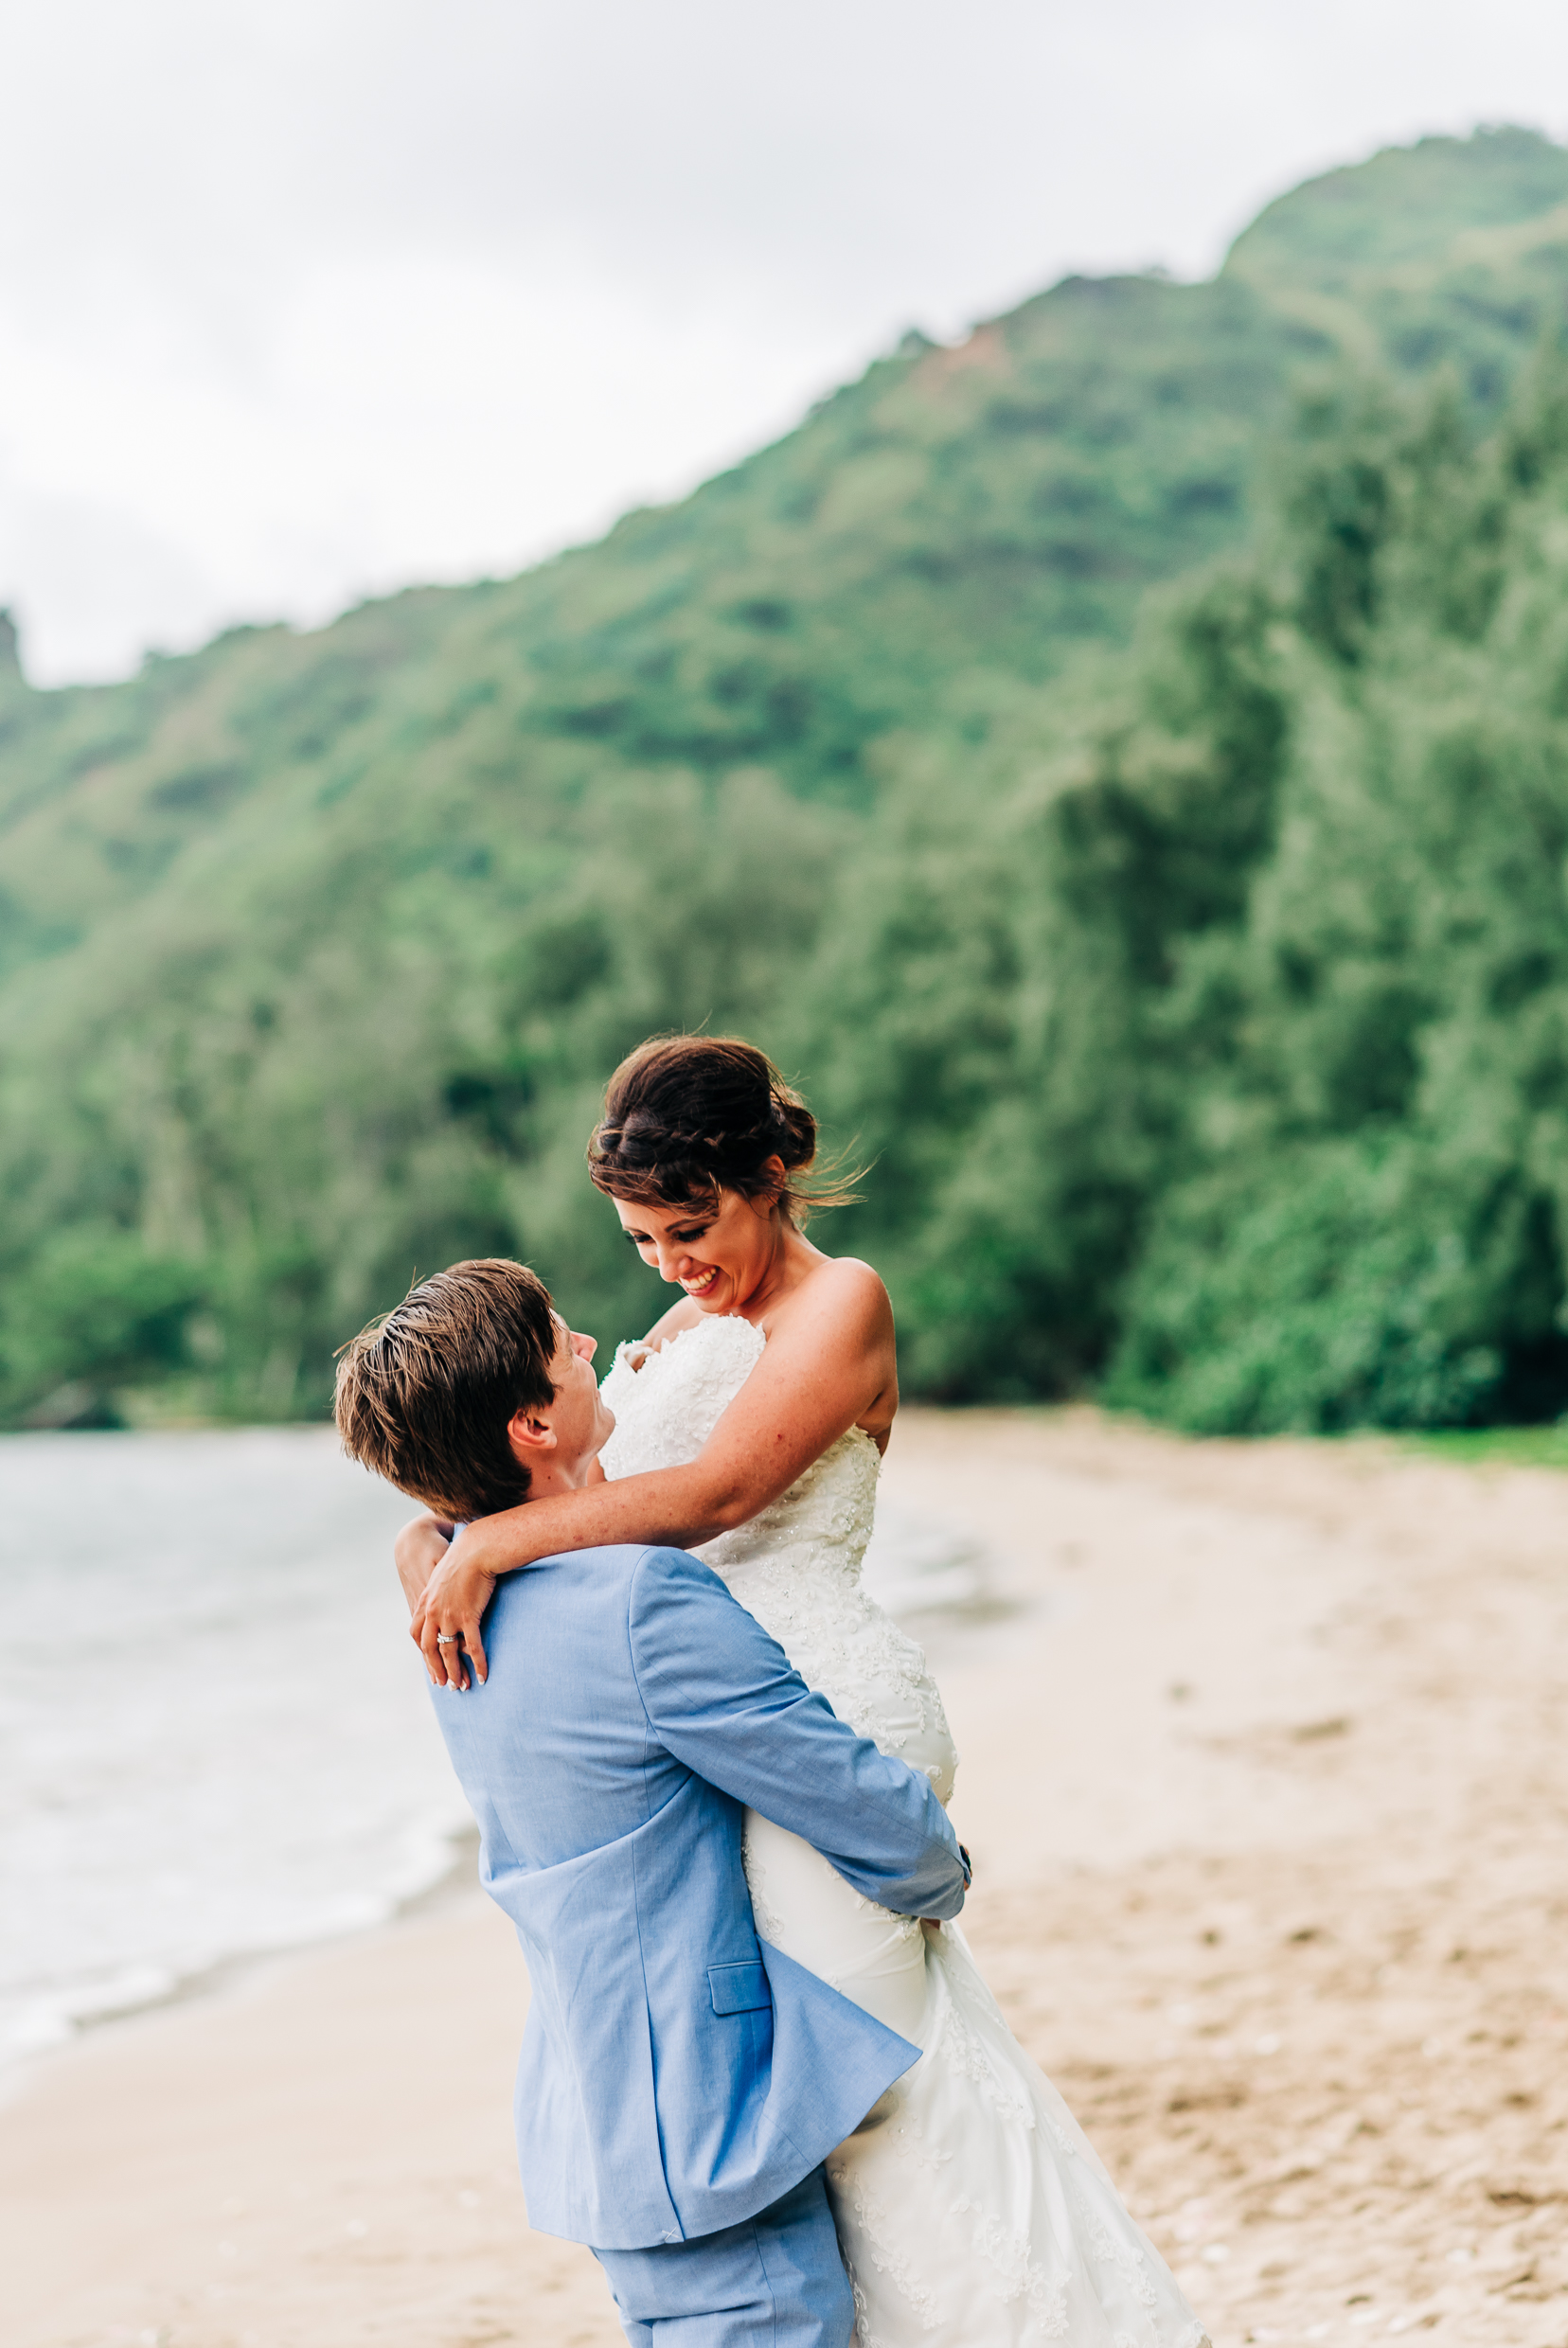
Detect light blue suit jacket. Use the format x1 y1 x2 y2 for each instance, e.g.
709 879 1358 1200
430 1541 967 2250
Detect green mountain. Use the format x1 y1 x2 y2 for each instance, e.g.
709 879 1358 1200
6 125 1568 1428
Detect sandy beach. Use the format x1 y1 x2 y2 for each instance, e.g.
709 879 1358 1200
4 1408 1566 2348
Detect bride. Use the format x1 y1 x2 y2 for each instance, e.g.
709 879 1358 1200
404 1034 1207 2348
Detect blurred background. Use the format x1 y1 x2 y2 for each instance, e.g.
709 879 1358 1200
7 0 1568 2100
6 0 1568 1441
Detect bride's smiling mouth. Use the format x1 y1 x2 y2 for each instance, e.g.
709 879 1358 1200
682 1266 721 1296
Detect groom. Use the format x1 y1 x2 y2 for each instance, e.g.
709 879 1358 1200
335 1257 969 2348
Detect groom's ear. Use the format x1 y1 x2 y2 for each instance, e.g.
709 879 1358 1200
507 1404 558 1459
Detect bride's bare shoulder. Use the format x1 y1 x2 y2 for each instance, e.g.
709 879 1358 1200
792 1254 892 1332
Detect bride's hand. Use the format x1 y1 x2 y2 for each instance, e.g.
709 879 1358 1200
410 1535 497 1691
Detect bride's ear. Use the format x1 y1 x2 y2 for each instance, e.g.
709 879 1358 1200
507 1406 558 1459
750 1155 788 1215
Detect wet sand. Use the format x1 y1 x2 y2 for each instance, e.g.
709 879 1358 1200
4 1408 1565 2347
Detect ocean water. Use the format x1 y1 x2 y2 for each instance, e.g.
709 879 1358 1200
0 1426 986 2069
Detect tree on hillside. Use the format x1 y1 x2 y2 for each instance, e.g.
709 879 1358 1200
1100 352 1568 1428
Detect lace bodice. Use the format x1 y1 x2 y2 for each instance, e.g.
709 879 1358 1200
598 1314 954 1790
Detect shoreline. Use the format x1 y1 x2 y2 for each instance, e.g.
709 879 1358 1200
0 1822 485 2110
6 1409 1568 2345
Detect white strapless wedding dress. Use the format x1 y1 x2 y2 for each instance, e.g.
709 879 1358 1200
599 1315 1208 2348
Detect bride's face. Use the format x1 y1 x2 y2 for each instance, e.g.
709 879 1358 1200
612 1177 783 1316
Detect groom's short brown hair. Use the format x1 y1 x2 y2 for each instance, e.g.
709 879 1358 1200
334 1257 558 1519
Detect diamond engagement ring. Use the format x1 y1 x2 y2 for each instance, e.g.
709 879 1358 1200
436 1632 462 1645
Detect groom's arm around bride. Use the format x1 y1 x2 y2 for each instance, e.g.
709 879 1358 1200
336 1258 968 2348
434 1536 968 2250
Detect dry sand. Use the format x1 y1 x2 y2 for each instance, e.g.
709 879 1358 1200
3 1409 1565 2348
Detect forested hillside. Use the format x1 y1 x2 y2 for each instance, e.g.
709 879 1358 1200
6 127 1568 1430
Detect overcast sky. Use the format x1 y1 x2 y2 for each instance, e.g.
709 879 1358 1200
4 1 1567 684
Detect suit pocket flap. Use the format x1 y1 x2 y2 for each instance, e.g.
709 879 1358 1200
708 1960 772 2017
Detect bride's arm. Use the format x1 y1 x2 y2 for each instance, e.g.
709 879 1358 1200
395 1515 454 1613
414 1261 894 1688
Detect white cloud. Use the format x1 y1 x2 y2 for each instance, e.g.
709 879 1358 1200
1 0 1565 680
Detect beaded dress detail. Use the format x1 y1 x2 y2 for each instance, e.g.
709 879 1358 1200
599 1315 1208 2348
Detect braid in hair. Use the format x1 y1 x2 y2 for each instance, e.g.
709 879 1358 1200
587 1036 857 1223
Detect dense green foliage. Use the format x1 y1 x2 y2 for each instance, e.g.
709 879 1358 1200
6 127 1568 1431
809 350 1568 1431
1104 360 1568 1429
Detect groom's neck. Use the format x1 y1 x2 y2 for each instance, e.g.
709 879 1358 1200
523 1446 603 1503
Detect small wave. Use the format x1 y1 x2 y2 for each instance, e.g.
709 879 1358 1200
0 1808 477 2070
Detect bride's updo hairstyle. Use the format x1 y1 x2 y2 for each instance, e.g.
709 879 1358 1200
588 1035 854 1225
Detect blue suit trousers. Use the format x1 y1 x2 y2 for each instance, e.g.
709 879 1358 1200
593 2166 854 2348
